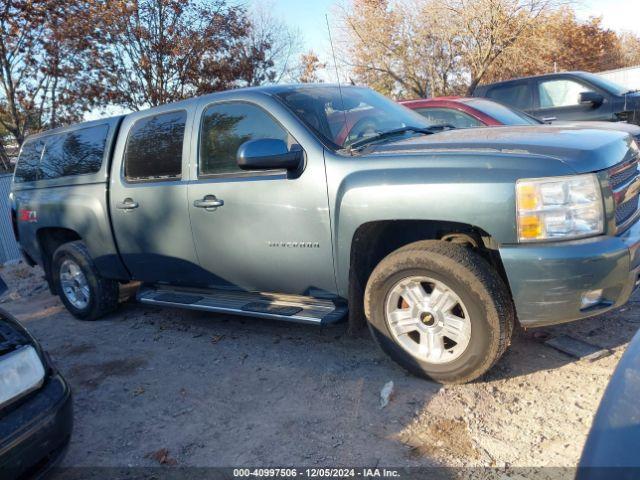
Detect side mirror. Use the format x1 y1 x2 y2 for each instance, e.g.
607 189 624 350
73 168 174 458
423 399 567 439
580 91 604 108
237 139 303 171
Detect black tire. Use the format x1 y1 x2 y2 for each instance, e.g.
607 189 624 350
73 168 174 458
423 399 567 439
52 241 119 321
364 240 514 384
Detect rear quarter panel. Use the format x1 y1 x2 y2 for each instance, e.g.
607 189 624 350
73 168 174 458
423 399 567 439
12 183 128 279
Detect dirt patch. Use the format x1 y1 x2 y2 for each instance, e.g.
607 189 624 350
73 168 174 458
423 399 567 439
52 342 96 357
146 448 178 466
401 417 478 461
69 357 148 389
0 263 47 302
11 265 35 279
0 260 636 469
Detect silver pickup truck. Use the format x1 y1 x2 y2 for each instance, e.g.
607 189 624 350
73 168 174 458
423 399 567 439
9 84 640 383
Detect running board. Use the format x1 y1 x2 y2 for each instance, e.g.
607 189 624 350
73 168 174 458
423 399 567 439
137 287 347 325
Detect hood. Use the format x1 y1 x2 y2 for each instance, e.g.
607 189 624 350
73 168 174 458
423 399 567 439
0 275 42 357
368 125 635 174
0 312 34 356
555 121 640 138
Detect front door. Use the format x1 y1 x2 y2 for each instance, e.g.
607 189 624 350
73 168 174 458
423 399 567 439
109 108 201 285
534 77 613 122
187 100 336 297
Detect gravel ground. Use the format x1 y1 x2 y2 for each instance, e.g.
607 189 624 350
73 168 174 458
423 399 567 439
1 261 638 472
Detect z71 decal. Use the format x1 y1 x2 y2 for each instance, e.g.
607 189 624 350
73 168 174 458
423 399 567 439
18 209 37 223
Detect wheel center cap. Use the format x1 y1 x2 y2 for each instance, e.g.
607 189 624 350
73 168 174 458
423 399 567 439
420 311 435 326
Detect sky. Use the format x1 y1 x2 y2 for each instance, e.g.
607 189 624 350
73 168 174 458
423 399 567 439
575 0 640 32
267 0 640 73
88 0 640 119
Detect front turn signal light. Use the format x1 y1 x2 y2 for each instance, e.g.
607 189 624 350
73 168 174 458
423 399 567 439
516 174 604 242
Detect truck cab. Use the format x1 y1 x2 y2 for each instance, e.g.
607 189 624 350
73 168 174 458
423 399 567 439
473 71 640 125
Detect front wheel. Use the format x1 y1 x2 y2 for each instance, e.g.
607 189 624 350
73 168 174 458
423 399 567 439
364 240 514 384
52 241 119 320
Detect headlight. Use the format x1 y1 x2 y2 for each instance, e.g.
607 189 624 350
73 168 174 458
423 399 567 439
516 174 604 242
0 346 45 408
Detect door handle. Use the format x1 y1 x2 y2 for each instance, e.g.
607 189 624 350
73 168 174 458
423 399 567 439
116 198 139 210
542 116 557 123
193 195 224 209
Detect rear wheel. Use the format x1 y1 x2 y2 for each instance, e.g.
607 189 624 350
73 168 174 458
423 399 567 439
52 241 119 320
364 240 514 384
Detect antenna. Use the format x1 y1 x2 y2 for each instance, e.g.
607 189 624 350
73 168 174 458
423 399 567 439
325 14 349 148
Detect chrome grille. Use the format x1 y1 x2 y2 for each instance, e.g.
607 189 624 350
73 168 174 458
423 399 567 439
616 195 639 224
610 163 638 189
609 157 640 227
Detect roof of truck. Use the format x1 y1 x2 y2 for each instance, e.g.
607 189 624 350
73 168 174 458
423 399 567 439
473 71 593 93
23 114 126 143
23 84 359 142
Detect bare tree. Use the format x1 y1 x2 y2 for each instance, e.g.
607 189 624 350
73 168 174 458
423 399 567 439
483 8 627 83
296 51 327 83
618 32 640 68
243 2 302 85
337 0 412 97
338 0 565 98
337 0 501 98
93 0 288 111
0 121 13 171
441 0 561 94
0 0 99 151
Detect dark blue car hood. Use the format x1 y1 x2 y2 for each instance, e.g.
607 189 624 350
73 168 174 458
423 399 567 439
0 276 41 357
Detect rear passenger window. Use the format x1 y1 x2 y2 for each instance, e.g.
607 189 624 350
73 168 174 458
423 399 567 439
39 125 109 180
14 140 45 183
486 83 533 111
124 111 186 181
199 102 289 176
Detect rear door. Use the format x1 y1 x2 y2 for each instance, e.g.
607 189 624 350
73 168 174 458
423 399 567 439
484 80 535 115
109 107 201 285
186 97 336 296
534 76 613 122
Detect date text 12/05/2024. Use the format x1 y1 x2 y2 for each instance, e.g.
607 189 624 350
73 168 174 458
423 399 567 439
233 468 401 477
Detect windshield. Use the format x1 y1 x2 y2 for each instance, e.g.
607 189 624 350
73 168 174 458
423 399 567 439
274 86 434 149
578 72 630 96
464 98 541 125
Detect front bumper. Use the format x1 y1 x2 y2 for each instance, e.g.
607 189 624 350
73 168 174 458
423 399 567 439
500 218 640 327
0 373 72 479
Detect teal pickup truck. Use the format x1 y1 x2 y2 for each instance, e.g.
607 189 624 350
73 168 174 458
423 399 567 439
10 85 640 383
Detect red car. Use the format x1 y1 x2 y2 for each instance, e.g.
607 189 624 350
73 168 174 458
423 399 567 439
401 96 640 140
401 96 548 127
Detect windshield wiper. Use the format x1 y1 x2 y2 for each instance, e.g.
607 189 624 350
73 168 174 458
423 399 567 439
348 126 437 151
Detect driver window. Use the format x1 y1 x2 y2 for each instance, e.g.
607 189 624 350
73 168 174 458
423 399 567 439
538 79 594 108
278 93 395 147
199 102 290 176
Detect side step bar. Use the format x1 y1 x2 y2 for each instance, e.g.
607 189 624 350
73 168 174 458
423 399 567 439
137 287 347 326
